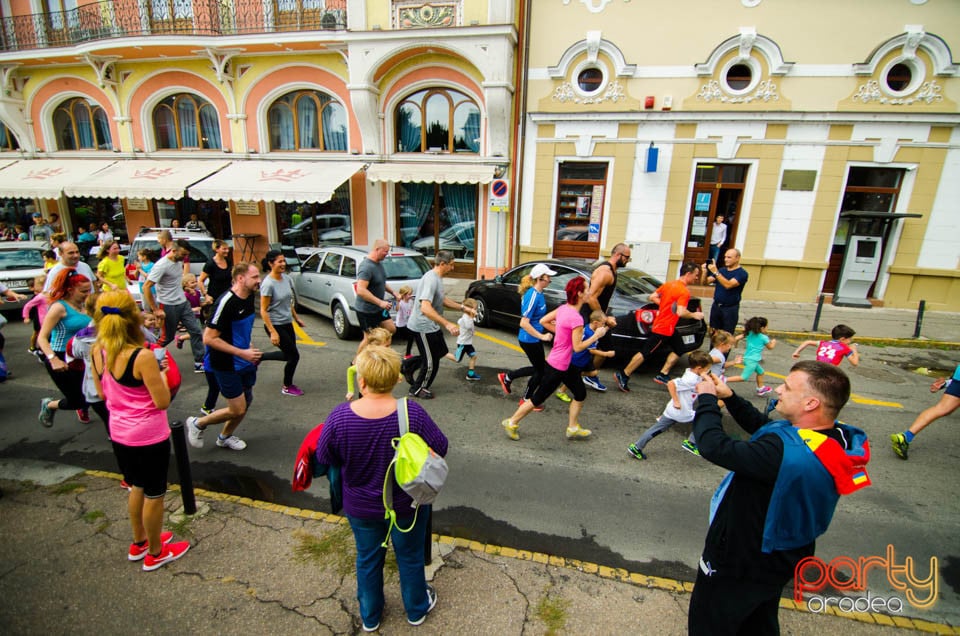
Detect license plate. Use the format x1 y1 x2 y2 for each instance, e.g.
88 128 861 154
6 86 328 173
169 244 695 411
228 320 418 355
4 279 29 288
682 334 696 345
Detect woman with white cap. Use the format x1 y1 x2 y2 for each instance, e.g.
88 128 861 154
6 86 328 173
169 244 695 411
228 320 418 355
496 263 556 409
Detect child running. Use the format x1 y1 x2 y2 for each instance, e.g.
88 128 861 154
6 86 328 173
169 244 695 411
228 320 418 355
725 316 776 396
175 273 208 349
22 275 49 354
346 327 392 400
628 349 713 459
394 285 415 357
792 324 860 367
707 329 742 382
444 298 481 381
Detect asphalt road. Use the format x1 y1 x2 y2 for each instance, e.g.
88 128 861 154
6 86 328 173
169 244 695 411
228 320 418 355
1 309 957 625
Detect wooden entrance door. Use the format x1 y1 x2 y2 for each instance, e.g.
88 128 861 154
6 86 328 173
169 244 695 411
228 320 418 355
682 164 746 265
553 162 607 260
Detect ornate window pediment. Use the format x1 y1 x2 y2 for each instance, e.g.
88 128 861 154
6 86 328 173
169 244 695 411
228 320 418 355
850 26 956 106
549 31 634 105
695 28 790 104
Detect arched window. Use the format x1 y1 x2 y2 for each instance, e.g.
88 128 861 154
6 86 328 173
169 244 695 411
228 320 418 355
152 94 222 150
395 88 480 153
0 121 20 151
267 90 347 151
53 97 113 150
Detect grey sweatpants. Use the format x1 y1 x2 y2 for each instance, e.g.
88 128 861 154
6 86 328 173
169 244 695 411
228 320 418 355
633 414 696 450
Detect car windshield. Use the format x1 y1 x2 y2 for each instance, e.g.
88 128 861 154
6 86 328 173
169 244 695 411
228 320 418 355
383 254 430 280
615 269 661 299
0 248 44 270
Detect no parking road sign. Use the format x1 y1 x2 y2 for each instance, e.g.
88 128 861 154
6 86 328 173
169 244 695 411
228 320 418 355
490 179 509 213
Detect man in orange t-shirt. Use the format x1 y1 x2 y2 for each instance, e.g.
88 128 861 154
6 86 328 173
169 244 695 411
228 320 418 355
615 262 704 391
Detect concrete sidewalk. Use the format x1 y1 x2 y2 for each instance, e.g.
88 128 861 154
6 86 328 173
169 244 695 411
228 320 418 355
444 278 960 347
0 465 945 635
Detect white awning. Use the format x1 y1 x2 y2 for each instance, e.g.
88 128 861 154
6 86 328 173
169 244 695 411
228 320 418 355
188 160 366 204
0 159 118 198
0 159 19 171
63 160 231 199
366 162 496 184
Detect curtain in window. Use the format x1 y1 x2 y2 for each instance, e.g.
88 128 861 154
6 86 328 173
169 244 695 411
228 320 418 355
93 109 112 149
322 103 347 151
154 108 177 148
53 110 75 150
270 106 295 150
178 100 197 147
297 98 318 149
461 108 480 152
397 105 421 152
199 105 221 149
399 183 434 248
441 183 476 254
72 103 94 148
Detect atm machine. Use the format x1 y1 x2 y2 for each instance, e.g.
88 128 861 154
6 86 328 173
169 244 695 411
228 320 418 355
832 211 920 308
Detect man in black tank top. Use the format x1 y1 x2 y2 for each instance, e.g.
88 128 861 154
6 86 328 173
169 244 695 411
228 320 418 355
583 242 631 326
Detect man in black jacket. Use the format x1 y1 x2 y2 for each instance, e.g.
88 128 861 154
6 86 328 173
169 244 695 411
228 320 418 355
688 361 871 635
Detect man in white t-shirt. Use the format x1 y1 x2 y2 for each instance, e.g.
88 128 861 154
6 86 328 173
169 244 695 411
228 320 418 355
143 240 205 372
43 242 96 292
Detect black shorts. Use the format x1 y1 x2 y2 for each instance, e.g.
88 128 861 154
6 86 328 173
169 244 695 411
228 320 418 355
111 438 171 498
640 331 686 359
358 309 389 332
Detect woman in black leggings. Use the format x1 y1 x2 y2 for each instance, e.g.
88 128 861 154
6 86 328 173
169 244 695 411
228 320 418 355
259 250 305 396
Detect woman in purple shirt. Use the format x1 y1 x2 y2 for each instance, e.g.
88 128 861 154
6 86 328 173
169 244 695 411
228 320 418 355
315 345 448 632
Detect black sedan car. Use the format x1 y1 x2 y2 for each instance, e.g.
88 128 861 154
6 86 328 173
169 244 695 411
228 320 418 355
465 259 707 361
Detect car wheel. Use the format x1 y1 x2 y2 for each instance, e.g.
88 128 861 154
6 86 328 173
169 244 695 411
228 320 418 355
472 295 489 326
332 302 356 340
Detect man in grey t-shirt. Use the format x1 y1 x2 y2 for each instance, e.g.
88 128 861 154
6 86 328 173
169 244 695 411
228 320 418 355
354 239 399 355
143 240 205 372
405 250 463 399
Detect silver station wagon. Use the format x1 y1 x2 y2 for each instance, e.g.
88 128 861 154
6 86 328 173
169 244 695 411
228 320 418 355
293 245 429 339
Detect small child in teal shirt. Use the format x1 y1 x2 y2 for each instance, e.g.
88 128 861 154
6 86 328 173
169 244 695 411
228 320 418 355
726 316 776 396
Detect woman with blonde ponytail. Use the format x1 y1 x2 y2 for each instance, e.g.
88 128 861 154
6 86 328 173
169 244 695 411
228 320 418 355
90 291 190 571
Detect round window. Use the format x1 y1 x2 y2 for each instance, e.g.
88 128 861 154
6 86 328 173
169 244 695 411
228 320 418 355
725 64 753 91
885 63 912 92
577 68 604 94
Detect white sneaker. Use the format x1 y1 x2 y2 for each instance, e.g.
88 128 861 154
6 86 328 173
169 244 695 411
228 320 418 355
186 416 204 448
216 435 247 450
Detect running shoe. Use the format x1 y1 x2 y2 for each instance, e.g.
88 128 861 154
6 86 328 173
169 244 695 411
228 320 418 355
142 541 190 571
615 371 630 392
128 531 174 561
39 398 56 428
653 373 671 385
200 406 214 416
556 391 572 403
76 408 91 424
627 443 647 460
681 440 701 456
186 416 204 449
466 371 481 381
501 419 519 441
193 362 204 374
756 385 773 396
216 435 247 450
890 433 909 460
281 384 304 396
497 372 512 395
565 425 592 439
582 376 607 392
408 585 438 626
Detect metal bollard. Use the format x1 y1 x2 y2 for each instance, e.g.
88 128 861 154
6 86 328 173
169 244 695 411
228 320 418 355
169 420 197 515
914 300 926 339
812 294 825 332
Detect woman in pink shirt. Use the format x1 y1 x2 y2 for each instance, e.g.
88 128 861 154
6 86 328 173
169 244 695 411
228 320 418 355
90 291 190 572
501 276 607 441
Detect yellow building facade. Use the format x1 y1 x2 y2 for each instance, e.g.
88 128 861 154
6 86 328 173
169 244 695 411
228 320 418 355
519 0 960 309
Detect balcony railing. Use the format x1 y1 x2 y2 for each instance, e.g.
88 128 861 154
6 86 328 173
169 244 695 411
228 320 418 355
1 0 347 52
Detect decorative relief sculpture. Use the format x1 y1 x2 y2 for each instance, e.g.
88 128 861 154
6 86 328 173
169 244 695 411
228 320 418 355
395 2 457 28
696 79 779 104
552 80 625 104
852 79 943 105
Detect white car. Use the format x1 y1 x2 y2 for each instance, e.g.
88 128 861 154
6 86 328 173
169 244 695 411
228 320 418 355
292 245 429 339
0 241 46 311
125 227 217 307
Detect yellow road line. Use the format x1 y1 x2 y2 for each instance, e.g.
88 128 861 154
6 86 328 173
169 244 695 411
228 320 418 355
475 330 523 353
742 368 902 409
293 322 326 347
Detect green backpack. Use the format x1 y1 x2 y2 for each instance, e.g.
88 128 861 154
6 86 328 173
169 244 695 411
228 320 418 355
382 398 448 544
